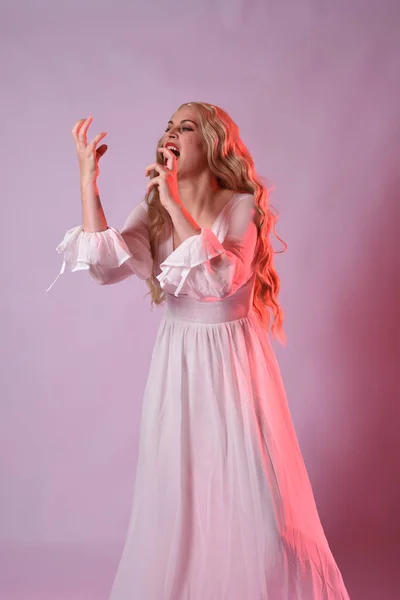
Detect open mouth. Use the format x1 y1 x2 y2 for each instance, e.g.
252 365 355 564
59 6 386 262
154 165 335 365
166 144 180 158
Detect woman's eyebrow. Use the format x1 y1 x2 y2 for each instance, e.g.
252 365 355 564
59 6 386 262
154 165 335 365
167 119 197 126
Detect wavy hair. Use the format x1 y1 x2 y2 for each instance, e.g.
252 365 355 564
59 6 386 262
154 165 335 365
144 101 287 343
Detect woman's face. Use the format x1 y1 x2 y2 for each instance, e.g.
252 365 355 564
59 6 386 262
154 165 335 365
160 106 208 177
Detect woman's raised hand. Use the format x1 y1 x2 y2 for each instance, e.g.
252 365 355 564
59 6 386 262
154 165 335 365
72 117 108 182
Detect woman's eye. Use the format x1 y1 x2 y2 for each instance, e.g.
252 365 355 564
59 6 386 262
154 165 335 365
164 126 193 133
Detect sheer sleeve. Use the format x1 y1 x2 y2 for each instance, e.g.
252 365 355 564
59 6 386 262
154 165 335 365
156 194 258 300
46 201 153 291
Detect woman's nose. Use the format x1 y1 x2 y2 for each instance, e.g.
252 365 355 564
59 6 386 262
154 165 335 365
167 128 178 139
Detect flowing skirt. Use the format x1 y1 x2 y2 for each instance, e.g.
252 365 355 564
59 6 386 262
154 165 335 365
109 305 350 600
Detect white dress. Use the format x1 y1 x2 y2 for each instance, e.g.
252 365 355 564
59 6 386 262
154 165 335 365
48 192 351 600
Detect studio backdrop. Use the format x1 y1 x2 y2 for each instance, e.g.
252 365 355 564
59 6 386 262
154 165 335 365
1 1 399 599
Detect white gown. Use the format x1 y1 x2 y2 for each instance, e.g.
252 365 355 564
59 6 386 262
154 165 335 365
48 193 351 599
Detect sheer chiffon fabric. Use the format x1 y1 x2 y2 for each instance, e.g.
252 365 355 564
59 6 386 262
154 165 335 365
49 193 350 599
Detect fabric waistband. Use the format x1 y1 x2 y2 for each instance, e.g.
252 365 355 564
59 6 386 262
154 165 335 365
165 275 255 324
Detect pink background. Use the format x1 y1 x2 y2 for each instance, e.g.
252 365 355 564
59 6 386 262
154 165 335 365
1 1 399 598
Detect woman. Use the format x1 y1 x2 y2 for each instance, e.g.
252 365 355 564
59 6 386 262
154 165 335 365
48 102 350 599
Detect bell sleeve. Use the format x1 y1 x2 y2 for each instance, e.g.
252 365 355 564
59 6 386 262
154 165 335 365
46 201 153 291
156 194 258 300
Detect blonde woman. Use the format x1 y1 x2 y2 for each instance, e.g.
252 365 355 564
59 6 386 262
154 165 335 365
48 102 350 599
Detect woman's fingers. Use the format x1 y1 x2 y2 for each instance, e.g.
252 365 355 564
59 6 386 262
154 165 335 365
146 176 161 194
146 148 176 176
72 117 107 161
96 144 108 160
71 116 92 145
78 116 92 146
72 119 85 143
89 131 108 150
145 162 166 177
158 147 176 170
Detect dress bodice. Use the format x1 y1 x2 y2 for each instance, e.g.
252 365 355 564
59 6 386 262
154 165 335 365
164 273 256 324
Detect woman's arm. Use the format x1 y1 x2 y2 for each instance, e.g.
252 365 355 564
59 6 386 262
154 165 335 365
73 116 109 232
47 118 154 291
80 175 108 233
47 201 153 291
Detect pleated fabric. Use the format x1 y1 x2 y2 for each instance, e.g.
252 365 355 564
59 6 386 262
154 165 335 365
109 291 350 600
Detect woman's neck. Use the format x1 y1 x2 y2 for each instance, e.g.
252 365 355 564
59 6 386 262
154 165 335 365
177 173 223 220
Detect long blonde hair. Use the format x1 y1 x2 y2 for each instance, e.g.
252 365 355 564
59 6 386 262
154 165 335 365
144 101 287 343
